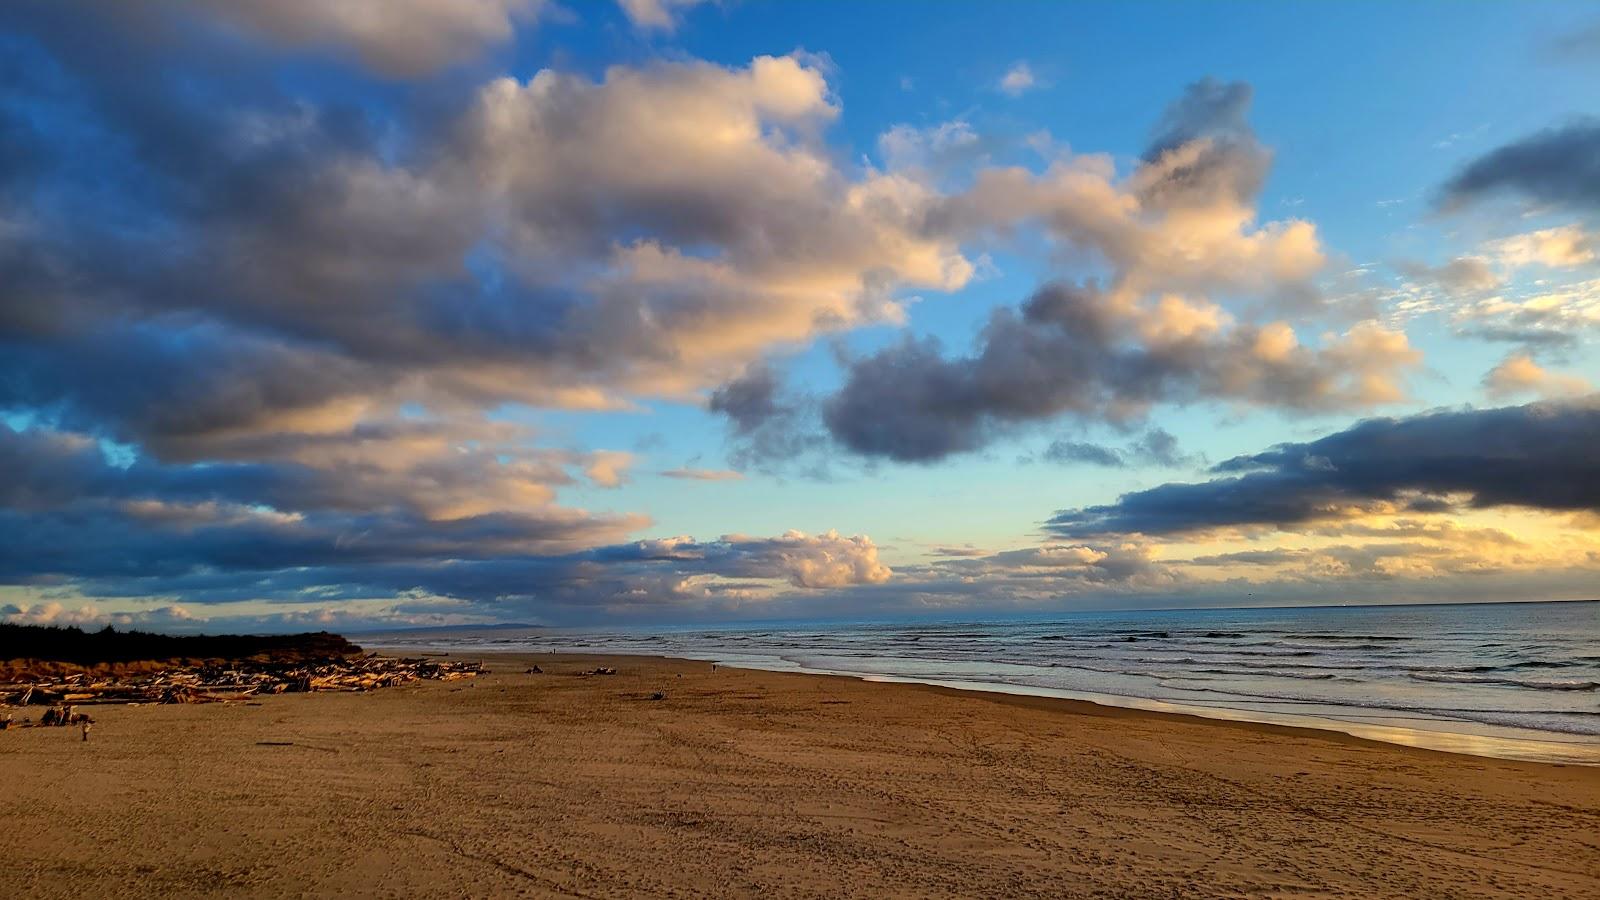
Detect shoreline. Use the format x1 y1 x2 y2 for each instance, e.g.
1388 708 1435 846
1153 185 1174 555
531 652 1600 770
394 647 1600 766
4 652 1597 897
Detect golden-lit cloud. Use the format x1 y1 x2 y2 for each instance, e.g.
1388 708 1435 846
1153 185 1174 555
1483 353 1593 399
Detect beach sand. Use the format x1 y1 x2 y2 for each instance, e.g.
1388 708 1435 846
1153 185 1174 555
2 653 1596 898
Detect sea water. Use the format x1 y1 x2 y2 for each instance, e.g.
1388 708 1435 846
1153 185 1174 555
376 601 1600 764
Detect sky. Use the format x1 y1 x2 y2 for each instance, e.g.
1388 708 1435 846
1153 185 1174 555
2 0 1598 633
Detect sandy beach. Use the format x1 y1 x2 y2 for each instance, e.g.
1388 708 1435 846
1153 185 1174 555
3 653 1597 899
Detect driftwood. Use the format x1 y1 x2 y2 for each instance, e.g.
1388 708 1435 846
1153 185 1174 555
1 655 484 708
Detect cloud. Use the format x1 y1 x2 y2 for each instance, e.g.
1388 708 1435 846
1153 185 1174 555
1144 77 1255 160
820 283 1417 462
2 601 199 629
616 0 711 32
708 364 827 471
1042 440 1126 468
877 119 987 175
1444 275 1600 355
1483 353 1593 399
0 423 891 616
721 529 891 588
1488 225 1596 268
12 13 1561 624
660 468 744 481
930 541 1172 588
584 451 634 488
2 14 978 476
1394 256 1502 293
1042 428 1195 468
1548 20 1600 61
709 80 1414 465
0 421 649 566
1453 323 1580 351
998 62 1037 96
2 9 975 449
1046 396 1600 538
189 0 547 75
924 79 1325 310
1438 119 1600 213
1 12 972 623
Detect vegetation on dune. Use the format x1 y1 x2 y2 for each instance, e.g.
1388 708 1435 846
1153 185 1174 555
1 623 362 669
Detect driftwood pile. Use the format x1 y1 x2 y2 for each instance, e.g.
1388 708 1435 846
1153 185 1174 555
1 655 482 707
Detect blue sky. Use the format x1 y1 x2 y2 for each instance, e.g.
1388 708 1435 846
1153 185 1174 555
1 1 1597 631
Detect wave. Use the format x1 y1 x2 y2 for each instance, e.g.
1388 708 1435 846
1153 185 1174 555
1408 672 1599 691
1088 645 1318 658
1198 668 1337 681
1283 633 1410 642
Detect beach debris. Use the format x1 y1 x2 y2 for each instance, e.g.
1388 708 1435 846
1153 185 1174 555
1 655 484 714
579 667 617 677
649 692 666 701
526 666 543 674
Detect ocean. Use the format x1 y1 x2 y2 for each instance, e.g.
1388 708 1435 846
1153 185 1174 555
376 600 1600 764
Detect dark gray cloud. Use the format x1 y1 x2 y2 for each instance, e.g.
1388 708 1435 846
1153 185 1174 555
708 365 786 433
1042 440 1126 468
1438 119 1600 213
1393 256 1501 293
708 365 829 473
818 282 1415 462
1041 428 1194 468
1047 396 1600 537
1140 77 1271 210
1453 324 1579 351
1549 21 1600 61
1128 428 1192 467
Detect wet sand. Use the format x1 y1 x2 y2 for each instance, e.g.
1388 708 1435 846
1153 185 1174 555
2 653 1597 898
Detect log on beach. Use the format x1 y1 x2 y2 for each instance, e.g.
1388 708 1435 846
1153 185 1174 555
3 652 484 709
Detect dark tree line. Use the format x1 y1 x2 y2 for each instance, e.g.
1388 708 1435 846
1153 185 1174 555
0 624 362 666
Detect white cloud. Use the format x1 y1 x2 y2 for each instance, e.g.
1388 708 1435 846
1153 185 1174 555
999 61 1037 96
616 0 711 32
2 601 199 629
